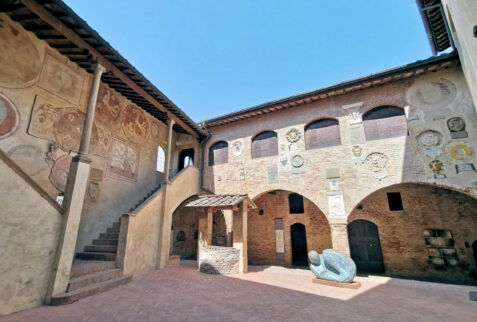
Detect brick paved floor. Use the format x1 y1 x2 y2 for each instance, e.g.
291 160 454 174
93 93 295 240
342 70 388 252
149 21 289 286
2 262 477 322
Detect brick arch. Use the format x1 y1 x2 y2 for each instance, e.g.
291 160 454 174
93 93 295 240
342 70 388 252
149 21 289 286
248 189 332 266
347 182 477 282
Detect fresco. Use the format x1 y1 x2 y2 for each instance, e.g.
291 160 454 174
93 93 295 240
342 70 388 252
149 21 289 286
49 155 72 192
28 96 63 141
38 54 85 105
106 137 139 182
95 83 122 127
121 104 150 143
0 92 20 139
0 20 42 88
149 118 161 141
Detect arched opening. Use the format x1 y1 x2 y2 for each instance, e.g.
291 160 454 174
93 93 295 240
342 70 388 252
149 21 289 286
248 190 331 266
178 148 194 171
251 130 278 159
291 223 308 266
305 118 341 149
156 146 165 172
171 196 199 259
362 105 407 141
348 219 384 273
348 183 477 282
208 141 228 166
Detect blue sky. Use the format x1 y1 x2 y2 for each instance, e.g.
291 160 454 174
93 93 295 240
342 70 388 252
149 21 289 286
64 0 433 121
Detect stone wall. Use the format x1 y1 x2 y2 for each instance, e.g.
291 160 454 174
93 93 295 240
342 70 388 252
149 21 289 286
171 197 199 259
198 245 240 275
248 190 332 266
348 183 477 282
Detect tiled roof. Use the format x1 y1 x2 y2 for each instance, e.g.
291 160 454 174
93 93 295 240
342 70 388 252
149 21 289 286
186 195 249 208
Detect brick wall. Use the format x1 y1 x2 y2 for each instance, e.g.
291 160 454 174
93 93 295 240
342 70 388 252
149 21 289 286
198 245 239 275
248 190 332 266
172 197 198 259
348 183 477 282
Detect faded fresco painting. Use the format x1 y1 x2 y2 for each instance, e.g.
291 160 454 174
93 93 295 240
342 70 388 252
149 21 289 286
149 118 161 142
49 154 72 192
106 137 139 182
38 53 85 105
0 20 42 89
121 104 150 143
95 83 122 127
51 108 111 157
0 92 20 139
28 96 63 141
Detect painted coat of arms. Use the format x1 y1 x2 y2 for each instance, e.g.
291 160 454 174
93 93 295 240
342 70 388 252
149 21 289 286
286 128 301 143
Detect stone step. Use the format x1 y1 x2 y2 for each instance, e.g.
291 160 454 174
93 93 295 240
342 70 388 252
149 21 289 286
67 268 122 292
76 252 116 261
100 232 119 239
92 238 118 246
112 222 120 229
84 245 117 253
106 227 120 234
50 275 132 305
70 260 115 278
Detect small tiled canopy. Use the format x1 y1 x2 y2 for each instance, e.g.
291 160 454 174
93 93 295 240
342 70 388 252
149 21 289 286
186 195 256 209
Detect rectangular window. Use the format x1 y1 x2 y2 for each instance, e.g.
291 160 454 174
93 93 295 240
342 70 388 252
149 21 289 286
387 192 403 211
289 193 304 214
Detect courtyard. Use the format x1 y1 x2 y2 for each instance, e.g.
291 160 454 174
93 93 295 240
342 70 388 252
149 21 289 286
2 262 476 322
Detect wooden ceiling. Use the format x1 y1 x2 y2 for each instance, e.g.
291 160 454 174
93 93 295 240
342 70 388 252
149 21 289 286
1 0 207 138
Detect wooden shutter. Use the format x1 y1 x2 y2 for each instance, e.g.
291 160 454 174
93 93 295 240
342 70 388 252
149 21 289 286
305 119 341 150
252 131 277 158
209 141 228 166
363 106 407 141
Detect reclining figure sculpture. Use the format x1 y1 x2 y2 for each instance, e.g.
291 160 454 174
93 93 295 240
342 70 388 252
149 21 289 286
308 249 356 283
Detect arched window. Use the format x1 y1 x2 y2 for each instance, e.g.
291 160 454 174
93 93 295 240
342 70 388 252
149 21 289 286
305 118 341 150
156 146 165 172
289 193 304 214
363 106 407 141
208 141 228 166
178 148 194 171
252 131 278 159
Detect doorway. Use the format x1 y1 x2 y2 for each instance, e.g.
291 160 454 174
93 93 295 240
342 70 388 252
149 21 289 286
348 219 385 273
178 148 194 171
291 223 308 266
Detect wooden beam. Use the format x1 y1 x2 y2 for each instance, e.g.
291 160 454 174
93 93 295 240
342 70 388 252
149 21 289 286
21 0 199 138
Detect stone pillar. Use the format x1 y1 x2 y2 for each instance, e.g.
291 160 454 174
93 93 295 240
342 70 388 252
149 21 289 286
78 64 106 156
233 203 248 274
46 63 105 302
329 220 350 256
156 119 176 269
223 209 233 247
164 119 175 182
197 208 213 268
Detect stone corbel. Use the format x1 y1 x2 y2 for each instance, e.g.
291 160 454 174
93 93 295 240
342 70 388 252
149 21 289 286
342 102 364 125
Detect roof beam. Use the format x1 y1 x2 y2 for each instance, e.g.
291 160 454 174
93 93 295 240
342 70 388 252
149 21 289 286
20 0 198 138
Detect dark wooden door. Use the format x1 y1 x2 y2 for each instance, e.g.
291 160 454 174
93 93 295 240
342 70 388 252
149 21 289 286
291 223 308 266
348 220 384 273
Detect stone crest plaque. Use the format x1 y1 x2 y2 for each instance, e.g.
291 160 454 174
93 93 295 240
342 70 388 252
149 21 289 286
447 117 468 139
364 152 388 171
232 140 243 156
286 128 302 143
328 191 346 220
267 166 279 184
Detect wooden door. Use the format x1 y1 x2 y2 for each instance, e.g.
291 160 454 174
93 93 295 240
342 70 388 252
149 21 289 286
291 223 308 266
348 219 384 273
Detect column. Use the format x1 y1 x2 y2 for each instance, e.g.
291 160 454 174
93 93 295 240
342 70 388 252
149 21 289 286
156 119 175 269
233 203 248 274
197 208 213 268
164 119 175 182
46 63 105 301
223 209 233 247
329 220 351 255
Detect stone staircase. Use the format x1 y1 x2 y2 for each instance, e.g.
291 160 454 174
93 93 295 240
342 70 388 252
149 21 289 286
50 221 131 305
50 184 163 305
